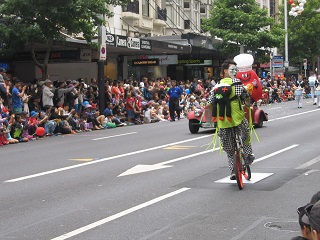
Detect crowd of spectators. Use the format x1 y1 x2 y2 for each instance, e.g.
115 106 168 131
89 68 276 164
258 75 316 106
0 69 219 146
0 67 316 147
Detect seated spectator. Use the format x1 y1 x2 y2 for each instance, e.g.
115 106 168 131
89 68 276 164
10 114 29 142
82 104 104 130
79 114 92 132
38 105 58 136
103 102 125 126
151 103 166 122
3 124 19 144
143 103 152 124
0 111 9 146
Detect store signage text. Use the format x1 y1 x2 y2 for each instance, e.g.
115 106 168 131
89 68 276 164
178 59 203 64
140 40 152 50
132 59 159 66
127 37 140 50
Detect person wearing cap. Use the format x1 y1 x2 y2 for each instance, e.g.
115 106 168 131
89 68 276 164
42 79 54 107
82 104 104 130
11 77 27 114
294 204 313 240
302 200 320 240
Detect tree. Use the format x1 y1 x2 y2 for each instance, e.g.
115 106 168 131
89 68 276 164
282 0 320 70
202 0 283 62
0 0 128 80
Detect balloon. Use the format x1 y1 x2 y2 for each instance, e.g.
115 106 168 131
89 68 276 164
185 89 190 94
35 127 45 137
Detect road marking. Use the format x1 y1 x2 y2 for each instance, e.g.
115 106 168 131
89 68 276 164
268 109 320 122
92 132 137 141
5 135 212 183
268 107 282 110
68 158 93 162
253 144 299 163
118 149 216 177
295 155 320 169
51 188 190 240
164 145 197 150
215 173 274 184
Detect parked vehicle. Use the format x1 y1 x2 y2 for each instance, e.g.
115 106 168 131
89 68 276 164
187 104 268 134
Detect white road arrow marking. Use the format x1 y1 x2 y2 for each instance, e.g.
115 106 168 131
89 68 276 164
118 149 216 177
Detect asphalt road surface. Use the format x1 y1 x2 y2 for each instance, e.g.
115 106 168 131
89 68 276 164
1 98 320 240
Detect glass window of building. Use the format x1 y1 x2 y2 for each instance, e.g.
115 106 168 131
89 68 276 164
184 1 190 9
142 0 150 17
200 5 206 14
184 20 190 29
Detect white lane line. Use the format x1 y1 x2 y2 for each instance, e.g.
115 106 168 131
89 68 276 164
51 188 190 240
268 107 282 110
268 109 320 122
295 155 320 169
92 132 137 141
5 135 211 183
118 149 218 177
253 144 299 163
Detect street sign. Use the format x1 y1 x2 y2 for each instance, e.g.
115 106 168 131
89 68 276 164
100 44 106 60
272 56 284 67
284 61 289 68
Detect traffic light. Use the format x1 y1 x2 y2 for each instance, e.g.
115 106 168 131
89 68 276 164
303 59 307 66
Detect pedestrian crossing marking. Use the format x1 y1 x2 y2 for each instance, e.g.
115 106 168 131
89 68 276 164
164 145 197 150
68 158 94 162
215 172 274 184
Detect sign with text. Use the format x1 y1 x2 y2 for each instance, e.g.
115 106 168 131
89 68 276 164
106 33 116 46
127 37 140 50
272 56 284 68
116 35 128 48
149 55 177 65
140 39 152 50
80 49 92 62
132 59 159 66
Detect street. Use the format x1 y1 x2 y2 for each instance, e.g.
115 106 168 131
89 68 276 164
1 99 320 240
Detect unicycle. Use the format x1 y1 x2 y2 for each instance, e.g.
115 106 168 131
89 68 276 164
231 127 251 190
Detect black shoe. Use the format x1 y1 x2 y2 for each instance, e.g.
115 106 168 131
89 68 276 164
313 103 317 105
230 170 236 180
245 154 255 165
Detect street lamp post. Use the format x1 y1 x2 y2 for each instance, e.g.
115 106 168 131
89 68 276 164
286 0 307 79
284 1 289 82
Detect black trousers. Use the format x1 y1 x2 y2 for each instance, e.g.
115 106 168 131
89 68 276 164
169 98 180 120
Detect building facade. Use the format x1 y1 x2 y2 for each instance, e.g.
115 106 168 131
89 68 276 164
9 0 277 82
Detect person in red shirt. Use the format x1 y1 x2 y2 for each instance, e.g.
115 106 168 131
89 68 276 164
111 81 121 104
125 92 135 125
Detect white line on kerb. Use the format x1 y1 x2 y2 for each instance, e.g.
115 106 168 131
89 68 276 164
5 135 211 183
51 188 190 240
92 132 137 141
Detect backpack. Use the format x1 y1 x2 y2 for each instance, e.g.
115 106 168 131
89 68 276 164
53 89 62 107
211 82 241 122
